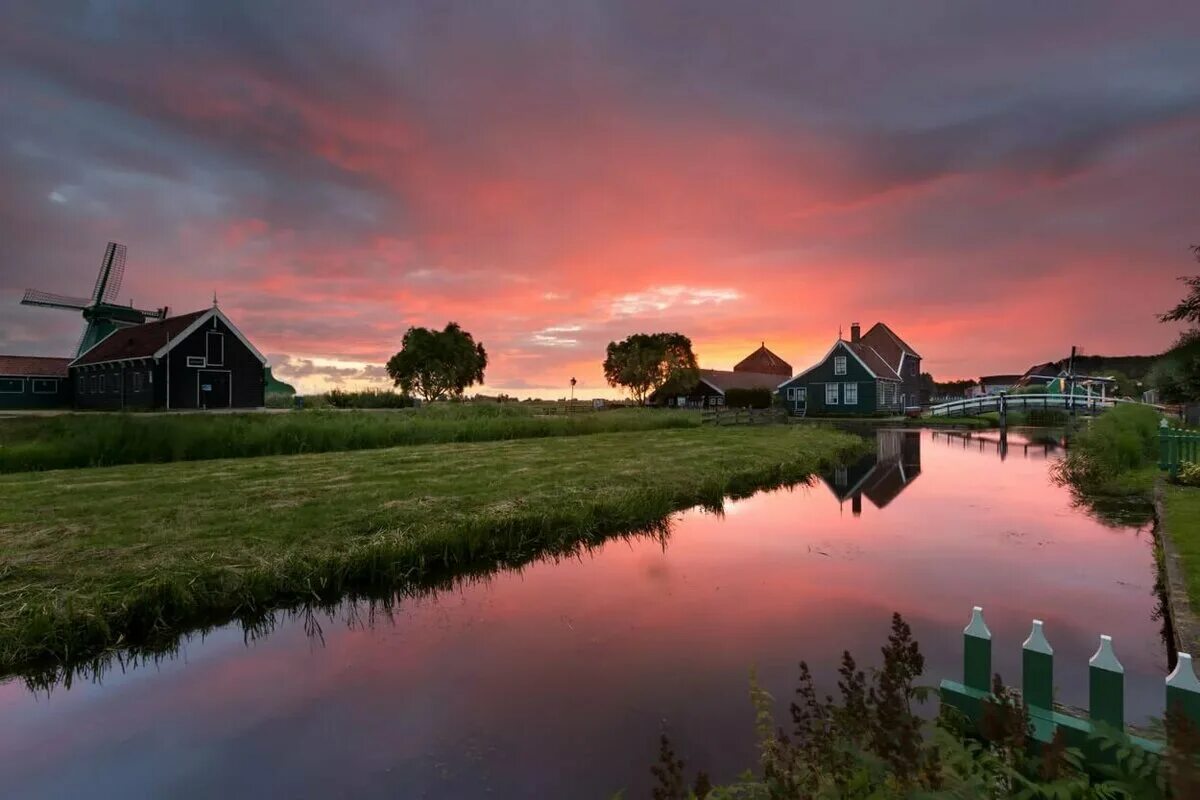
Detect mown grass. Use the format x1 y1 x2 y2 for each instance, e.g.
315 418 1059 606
0 425 867 681
1163 485 1200 610
0 405 698 473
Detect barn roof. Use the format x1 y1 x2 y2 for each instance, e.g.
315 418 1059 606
0 355 72 378
71 310 210 365
859 322 921 372
732 344 792 377
697 369 785 394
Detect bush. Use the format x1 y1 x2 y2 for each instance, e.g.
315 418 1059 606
1052 404 1162 491
325 388 414 409
1179 462 1200 487
723 387 773 409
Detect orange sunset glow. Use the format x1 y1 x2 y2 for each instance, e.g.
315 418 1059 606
2 3 1198 396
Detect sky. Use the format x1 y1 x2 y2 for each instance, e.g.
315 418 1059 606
1 1 1198 397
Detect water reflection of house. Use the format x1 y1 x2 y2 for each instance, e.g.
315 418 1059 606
822 429 921 516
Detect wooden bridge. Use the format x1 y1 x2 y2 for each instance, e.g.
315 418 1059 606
926 393 1159 418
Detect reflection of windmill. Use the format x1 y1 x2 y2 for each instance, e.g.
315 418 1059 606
20 242 169 357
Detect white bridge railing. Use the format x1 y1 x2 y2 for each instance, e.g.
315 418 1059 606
926 393 1158 418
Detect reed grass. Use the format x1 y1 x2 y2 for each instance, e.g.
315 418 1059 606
0 425 867 680
0 406 698 473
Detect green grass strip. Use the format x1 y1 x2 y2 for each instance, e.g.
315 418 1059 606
0 406 700 473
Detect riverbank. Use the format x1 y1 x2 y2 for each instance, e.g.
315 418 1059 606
0 425 867 679
1051 404 1200 652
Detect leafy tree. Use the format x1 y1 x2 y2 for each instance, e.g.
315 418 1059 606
602 333 699 405
1158 245 1200 326
385 322 488 401
1153 246 1200 402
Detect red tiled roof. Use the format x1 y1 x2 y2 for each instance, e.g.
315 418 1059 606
732 344 792 377
697 369 785 393
845 341 901 380
860 322 921 372
72 309 209 366
0 355 72 378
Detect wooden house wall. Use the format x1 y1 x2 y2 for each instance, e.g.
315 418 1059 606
163 317 265 409
0 374 73 410
778 343 900 415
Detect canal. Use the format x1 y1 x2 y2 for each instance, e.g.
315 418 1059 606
0 428 1166 798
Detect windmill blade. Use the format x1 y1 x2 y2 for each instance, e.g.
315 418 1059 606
21 289 91 310
91 241 127 304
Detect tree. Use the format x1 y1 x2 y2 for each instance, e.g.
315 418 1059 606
1153 247 1200 402
1158 245 1200 325
602 333 699 405
385 322 488 401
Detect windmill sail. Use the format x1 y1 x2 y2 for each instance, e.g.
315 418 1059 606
17 241 167 358
20 289 92 310
92 242 127 304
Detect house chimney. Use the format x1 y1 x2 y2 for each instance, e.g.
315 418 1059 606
850 322 861 343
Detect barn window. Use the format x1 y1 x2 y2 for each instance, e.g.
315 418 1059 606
825 383 839 404
206 331 225 366
834 356 847 375
77 374 86 394
187 356 206 368
132 372 144 392
90 375 98 393
99 375 107 393
0 377 23 393
32 378 58 394
843 383 858 405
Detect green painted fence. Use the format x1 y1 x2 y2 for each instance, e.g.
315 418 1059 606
1160 419 1200 475
940 606 1200 756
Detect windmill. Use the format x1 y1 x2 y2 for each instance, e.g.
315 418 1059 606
20 242 169 357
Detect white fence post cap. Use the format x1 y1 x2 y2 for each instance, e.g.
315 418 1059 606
1167 653 1200 692
1022 619 1053 655
964 606 991 639
1089 634 1124 673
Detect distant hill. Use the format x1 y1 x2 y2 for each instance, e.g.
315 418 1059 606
265 367 296 395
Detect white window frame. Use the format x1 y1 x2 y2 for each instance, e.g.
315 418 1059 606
0 377 24 394
31 378 58 394
132 372 144 392
843 382 858 405
787 387 807 402
206 331 225 366
77 374 87 394
834 355 847 376
825 383 839 405
187 356 207 368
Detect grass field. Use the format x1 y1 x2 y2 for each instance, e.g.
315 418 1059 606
1163 485 1200 609
0 405 699 473
0 425 865 679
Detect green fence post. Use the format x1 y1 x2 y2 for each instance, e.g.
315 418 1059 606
1159 419 1169 470
1089 635 1125 731
1022 619 1054 711
1166 652 1200 734
964 606 992 693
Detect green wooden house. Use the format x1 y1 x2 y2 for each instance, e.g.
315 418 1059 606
776 323 906 416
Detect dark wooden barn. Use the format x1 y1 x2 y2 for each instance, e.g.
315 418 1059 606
69 305 268 410
0 355 74 410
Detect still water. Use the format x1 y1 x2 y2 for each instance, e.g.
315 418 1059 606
0 429 1164 798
